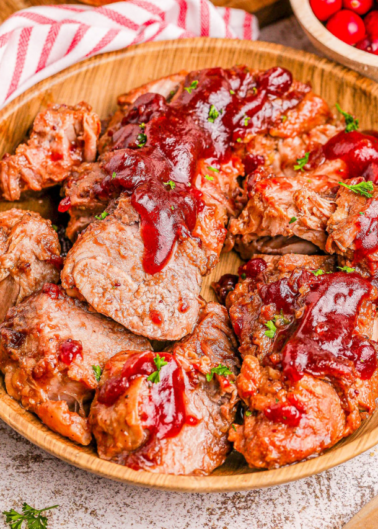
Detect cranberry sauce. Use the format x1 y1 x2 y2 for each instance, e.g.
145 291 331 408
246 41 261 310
264 402 303 428
42 283 64 300
321 130 378 181
239 257 268 279
98 351 193 441
212 274 238 304
59 339 83 365
354 199 378 272
282 272 376 383
84 66 307 275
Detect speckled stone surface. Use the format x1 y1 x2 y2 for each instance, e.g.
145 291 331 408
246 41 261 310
0 15 377 529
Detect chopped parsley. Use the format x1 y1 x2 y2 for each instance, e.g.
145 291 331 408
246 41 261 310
241 272 247 280
206 364 233 382
236 138 242 143
139 122 146 129
163 180 176 190
204 174 214 181
184 80 198 94
232 424 237 431
359 211 365 215
95 211 108 221
339 180 373 198
230 90 235 95
137 132 147 147
207 166 219 173
208 105 220 123
311 269 324 276
92 365 102 383
245 410 252 417
264 320 276 339
252 87 258 94
51 225 58 232
294 152 310 172
171 205 174 211
3 503 59 529
282 115 288 123
338 266 356 273
244 116 251 127
112 171 117 179
147 354 168 384
289 216 297 224
336 103 359 133
273 310 290 325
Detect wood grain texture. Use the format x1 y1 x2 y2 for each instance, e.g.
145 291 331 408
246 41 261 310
344 495 378 529
290 0 378 83
1 38 378 492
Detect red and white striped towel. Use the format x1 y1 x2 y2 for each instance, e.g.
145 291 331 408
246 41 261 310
0 0 258 109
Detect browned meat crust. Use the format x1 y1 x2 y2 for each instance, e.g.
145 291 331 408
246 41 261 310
0 209 61 322
0 102 101 201
89 302 239 475
0 286 150 445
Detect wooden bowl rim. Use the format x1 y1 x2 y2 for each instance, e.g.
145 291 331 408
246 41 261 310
290 0 378 68
1 37 378 492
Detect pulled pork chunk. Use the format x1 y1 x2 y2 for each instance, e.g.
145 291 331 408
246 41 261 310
0 285 150 446
0 209 61 322
89 302 239 475
0 102 101 200
225 254 378 469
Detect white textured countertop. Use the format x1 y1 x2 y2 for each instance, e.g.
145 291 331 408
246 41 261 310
0 16 376 529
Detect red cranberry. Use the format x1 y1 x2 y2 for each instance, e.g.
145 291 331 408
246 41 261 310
343 0 373 15
310 0 342 21
239 258 268 279
356 34 378 53
365 10 378 36
326 10 366 45
59 339 83 365
58 196 71 213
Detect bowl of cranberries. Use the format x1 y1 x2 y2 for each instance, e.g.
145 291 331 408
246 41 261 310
290 0 378 82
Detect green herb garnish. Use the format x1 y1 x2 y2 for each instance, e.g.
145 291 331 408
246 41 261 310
207 166 219 173
339 180 373 198
92 365 102 383
336 103 359 133
294 152 310 172
3 503 59 529
282 115 288 123
338 266 356 273
147 354 168 384
244 116 251 127
95 211 108 221
264 320 277 339
137 133 147 147
208 105 220 123
289 216 297 224
311 269 324 276
51 225 58 232
163 180 176 190
112 171 117 179
204 175 214 181
230 90 235 95
206 364 233 382
184 80 198 94
245 410 252 417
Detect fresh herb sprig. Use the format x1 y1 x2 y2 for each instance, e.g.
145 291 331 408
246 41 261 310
338 266 356 273
206 364 233 382
95 211 108 221
3 503 58 529
336 103 359 133
294 152 310 172
92 365 102 383
208 105 220 123
147 354 168 384
264 320 276 339
339 181 373 198
184 80 198 94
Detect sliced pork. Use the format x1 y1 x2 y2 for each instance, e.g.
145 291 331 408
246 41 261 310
89 302 239 475
0 102 101 201
0 285 150 445
0 209 61 322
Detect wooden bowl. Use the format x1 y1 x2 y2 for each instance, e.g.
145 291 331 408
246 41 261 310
290 0 378 83
1 38 378 492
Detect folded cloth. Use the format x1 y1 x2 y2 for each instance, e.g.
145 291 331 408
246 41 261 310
0 0 258 109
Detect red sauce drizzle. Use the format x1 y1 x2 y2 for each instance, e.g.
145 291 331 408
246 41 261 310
264 402 303 427
282 272 376 382
82 67 308 275
42 283 64 300
98 351 194 442
59 339 83 365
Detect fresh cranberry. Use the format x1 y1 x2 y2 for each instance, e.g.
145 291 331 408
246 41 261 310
356 34 378 53
326 10 366 45
310 0 342 21
365 10 378 36
343 0 373 15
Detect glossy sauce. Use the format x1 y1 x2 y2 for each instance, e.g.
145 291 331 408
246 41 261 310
354 199 378 271
264 402 303 427
59 339 83 365
213 273 238 304
82 67 308 275
42 283 64 300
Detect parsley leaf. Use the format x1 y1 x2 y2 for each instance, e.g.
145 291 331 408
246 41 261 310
281 115 288 123
207 166 219 173
264 320 277 339
339 180 373 198
289 216 297 224
147 354 168 384
112 171 117 179
294 152 310 172
92 365 102 383
245 410 252 417
137 133 147 148
208 105 220 123
311 269 324 276
163 180 176 190
241 272 247 280
230 90 235 95
206 364 233 382
252 87 258 94
3 503 59 529
184 80 198 94
359 211 365 215
139 122 146 129
204 175 214 181
171 205 174 211
273 310 290 325
244 116 251 127
338 266 356 273
236 138 242 143
336 103 359 133
95 211 108 221
51 225 58 232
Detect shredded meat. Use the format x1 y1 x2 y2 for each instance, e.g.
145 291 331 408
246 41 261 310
0 102 101 201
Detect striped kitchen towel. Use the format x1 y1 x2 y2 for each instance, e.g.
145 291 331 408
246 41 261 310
0 0 259 108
